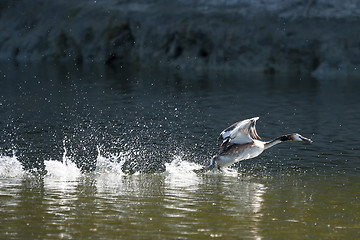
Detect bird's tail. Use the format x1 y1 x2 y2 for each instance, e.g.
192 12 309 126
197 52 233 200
193 155 217 173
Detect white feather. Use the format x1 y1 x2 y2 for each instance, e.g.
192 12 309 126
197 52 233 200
219 117 259 144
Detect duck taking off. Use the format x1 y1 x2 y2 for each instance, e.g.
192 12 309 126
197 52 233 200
195 117 312 173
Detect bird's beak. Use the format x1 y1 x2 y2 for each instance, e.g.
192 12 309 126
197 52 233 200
299 135 312 143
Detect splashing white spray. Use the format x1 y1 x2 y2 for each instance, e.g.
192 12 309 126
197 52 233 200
94 146 126 175
44 140 81 180
0 151 24 178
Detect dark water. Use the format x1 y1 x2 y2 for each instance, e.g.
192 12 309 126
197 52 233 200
1 62 360 239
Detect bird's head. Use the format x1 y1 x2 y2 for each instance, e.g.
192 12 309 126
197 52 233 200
290 133 312 143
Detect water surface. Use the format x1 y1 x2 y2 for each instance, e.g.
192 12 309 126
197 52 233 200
1 63 359 239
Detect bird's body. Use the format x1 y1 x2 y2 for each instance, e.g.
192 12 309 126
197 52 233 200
195 117 312 172
215 140 264 168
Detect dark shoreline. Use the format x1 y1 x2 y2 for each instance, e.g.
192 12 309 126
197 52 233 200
1 0 360 78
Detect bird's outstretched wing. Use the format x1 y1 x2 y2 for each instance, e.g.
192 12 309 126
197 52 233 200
217 117 261 144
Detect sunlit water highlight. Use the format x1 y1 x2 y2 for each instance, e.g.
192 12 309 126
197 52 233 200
1 150 359 239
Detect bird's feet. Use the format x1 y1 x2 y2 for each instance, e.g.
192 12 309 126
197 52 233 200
193 161 218 173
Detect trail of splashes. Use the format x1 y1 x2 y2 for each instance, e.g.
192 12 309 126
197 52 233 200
0 151 24 178
43 143 128 183
0 144 239 185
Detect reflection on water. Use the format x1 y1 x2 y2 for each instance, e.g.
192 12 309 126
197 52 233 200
1 153 360 239
1 62 360 239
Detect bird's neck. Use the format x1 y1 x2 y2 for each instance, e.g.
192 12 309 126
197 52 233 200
264 135 292 150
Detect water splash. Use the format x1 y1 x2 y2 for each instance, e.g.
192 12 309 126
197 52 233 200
94 146 126 175
62 138 68 165
44 160 81 180
165 154 239 182
41 144 127 185
164 155 202 188
44 142 81 180
165 154 202 175
0 151 24 178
